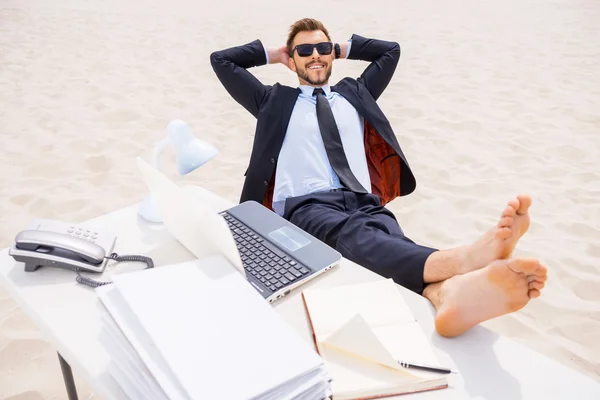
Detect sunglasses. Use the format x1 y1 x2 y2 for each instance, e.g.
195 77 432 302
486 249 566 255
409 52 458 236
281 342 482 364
293 42 333 57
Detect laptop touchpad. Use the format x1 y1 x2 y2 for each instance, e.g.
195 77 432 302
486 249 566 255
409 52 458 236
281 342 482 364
268 226 311 252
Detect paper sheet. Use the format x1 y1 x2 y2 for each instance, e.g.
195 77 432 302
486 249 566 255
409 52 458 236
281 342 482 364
321 313 416 377
303 279 415 338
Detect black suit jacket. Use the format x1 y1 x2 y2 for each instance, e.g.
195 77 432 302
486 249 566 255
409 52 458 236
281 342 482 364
210 34 416 207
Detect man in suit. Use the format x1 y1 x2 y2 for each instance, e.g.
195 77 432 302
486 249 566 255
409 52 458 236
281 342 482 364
211 18 548 336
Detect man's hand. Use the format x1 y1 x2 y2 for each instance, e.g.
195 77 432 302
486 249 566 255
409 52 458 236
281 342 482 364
267 46 292 70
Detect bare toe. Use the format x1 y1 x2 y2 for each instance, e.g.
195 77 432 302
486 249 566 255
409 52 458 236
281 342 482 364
529 281 545 291
499 216 514 228
506 257 541 274
528 274 547 283
516 194 532 215
502 203 517 218
536 263 548 277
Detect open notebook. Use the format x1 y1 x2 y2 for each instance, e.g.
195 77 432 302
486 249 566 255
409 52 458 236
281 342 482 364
301 279 448 400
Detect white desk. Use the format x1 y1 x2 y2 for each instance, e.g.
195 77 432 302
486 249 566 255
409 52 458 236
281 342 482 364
1 185 599 400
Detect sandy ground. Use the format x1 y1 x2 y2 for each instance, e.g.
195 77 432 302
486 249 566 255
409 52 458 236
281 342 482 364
1 0 599 398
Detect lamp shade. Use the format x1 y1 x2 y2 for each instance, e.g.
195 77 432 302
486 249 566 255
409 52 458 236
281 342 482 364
166 119 219 175
139 119 219 223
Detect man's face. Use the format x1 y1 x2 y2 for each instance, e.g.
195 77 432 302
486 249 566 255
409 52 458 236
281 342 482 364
289 30 333 86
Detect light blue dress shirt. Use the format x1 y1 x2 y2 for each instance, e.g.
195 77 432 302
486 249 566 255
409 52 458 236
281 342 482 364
271 85 371 215
263 40 370 215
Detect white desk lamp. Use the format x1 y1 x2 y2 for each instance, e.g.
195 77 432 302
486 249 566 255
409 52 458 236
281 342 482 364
138 119 219 223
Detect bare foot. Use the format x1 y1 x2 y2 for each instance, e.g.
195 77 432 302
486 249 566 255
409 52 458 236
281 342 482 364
424 257 547 337
462 194 532 273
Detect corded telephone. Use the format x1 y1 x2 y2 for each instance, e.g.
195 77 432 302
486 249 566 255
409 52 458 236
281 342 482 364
8 218 154 288
9 218 117 273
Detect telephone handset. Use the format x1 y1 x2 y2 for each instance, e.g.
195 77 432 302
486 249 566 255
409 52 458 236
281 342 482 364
14 230 106 268
9 218 117 273
9 218 154 288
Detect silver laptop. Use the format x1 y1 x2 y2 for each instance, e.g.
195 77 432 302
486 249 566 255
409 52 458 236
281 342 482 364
137 157 341 303
219 201 341 302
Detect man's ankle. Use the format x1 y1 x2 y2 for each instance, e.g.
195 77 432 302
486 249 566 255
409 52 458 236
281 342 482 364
458 245 473 275
423 281 443 309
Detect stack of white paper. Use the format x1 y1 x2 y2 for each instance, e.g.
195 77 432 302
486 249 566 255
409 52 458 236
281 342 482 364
96 256 331 400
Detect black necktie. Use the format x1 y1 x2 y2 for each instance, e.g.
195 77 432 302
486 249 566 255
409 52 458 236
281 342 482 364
313 88 367 193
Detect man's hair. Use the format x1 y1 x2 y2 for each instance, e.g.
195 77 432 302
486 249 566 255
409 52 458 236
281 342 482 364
286 18 331 57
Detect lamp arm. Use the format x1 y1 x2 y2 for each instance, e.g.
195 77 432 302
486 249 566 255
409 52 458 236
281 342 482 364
151 137 171 170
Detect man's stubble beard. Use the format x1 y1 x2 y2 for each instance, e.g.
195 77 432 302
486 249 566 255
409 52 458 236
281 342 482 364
297 64 333 86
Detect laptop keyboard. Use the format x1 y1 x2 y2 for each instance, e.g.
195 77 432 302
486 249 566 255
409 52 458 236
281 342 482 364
221 212 311 292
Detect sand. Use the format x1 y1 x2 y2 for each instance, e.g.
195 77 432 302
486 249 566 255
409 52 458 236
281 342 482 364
1 0 599 398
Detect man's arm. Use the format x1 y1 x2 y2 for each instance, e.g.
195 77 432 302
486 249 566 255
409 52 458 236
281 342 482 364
210 40 272 118
345 34 401 101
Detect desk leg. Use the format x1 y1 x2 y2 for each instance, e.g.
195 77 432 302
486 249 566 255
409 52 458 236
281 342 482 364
58 353 79 400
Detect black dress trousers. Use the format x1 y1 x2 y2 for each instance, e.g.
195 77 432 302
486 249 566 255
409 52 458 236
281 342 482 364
282 190 437 295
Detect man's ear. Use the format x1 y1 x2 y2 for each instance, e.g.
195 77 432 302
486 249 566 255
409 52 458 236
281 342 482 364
288 56 297 72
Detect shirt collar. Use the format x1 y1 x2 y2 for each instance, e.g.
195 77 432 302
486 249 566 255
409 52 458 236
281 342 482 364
299 84 332 97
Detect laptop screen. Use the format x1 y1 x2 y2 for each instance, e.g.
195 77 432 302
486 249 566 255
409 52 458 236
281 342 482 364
136 157 245 276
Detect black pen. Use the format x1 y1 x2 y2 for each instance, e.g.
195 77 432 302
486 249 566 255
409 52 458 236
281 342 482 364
397 361 457 374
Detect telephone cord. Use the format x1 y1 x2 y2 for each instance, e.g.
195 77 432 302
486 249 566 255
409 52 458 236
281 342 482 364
74 253 154 288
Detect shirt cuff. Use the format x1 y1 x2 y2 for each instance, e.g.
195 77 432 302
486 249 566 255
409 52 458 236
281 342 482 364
346 39 352 58
264 47 269 64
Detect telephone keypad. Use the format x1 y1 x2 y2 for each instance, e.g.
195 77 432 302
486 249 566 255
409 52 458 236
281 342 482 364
66 225 99 244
